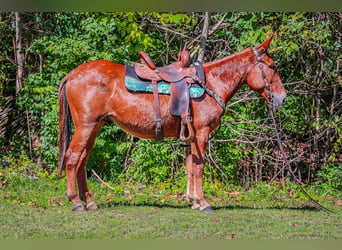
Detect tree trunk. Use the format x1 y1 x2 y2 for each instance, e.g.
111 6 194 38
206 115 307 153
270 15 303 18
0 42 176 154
197 12 211 63
15 12 24 95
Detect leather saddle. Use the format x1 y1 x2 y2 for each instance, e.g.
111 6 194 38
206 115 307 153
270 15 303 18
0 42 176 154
134 58 196 116
130 44 203 142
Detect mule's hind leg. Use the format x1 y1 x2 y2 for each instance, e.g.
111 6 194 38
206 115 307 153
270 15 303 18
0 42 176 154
76 123 103 211
77 157 97 211
65 124 100 211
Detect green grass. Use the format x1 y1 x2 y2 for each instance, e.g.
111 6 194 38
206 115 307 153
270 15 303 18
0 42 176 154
1 203 342 239
1 169 342 239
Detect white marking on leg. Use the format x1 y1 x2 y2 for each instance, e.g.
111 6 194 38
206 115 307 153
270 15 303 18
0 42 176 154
191 204 200 210
186 183 190 201
193 183 200 202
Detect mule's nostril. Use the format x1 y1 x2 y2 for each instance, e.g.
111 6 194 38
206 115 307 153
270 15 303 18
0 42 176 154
283 98 287 105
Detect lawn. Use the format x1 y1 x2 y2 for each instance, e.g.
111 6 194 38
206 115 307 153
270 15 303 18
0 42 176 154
1 203 342 239
1 173 342 239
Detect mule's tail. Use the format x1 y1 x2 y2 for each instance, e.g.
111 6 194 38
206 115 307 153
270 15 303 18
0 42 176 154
57 74 72 178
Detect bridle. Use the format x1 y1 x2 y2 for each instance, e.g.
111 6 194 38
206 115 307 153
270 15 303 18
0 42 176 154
252 47 274 104
252 47 334 213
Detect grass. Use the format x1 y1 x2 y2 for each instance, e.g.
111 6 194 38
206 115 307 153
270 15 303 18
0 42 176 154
1 203 342 239
1 168 342 239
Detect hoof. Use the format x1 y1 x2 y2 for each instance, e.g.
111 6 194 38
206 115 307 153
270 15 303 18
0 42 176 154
72 202 85 212
86 201 98 211
191 204 200 210
200 206 213 213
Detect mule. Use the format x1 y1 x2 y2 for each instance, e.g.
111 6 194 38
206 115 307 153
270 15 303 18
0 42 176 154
57 35 286 212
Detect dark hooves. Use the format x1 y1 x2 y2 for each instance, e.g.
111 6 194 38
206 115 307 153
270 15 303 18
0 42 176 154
86 202 98 211
72 203 85 212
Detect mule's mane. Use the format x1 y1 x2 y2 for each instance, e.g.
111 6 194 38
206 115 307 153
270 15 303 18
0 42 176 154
203 47 253 68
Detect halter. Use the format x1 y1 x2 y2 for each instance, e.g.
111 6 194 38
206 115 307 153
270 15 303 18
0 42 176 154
252 47 273 106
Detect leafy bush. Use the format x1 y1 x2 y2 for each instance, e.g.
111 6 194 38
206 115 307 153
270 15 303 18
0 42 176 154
1 12 341 193
3 152 40 184
317 163 342 195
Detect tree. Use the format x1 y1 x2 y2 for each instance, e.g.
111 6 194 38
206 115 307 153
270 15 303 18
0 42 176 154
197 12 211 62
15 12 24 94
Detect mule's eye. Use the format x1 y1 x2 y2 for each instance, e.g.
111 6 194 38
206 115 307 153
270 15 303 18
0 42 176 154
269 65 276 70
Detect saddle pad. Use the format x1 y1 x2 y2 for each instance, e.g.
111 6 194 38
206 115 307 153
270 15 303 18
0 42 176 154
125 64 205 99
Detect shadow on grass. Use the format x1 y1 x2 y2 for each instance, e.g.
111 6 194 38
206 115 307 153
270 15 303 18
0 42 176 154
97 200 321 212
212 204 321 212
98 200 189 210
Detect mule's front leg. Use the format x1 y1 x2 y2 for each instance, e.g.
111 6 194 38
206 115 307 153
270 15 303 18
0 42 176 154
185 146 201 210
186 132 212 212
191 130 212 212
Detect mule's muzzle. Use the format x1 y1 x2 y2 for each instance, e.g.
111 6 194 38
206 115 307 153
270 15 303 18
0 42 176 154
271 94 287 108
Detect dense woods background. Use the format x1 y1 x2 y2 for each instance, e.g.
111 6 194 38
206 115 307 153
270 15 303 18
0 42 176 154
0 12 341 194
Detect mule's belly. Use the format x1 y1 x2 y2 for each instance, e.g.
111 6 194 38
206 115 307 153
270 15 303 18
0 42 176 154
106 91 180 139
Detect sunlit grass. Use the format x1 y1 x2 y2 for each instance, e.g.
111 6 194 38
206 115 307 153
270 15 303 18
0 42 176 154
0 172 342 239
1 203 341 239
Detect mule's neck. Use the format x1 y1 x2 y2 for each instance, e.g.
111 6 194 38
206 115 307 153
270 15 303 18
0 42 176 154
203 48 254 103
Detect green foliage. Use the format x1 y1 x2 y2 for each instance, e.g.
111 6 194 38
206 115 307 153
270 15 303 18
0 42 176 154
316 163 342 195
4 152 39 184
87 125 128 178
0 152 64 208
122 139 183 184
1 12 341 195
0 13 16 98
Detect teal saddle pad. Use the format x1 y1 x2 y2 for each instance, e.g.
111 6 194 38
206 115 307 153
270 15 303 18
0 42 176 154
125 64 205 98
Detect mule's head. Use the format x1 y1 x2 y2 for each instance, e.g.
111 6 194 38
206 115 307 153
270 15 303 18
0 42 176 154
246 35 287 107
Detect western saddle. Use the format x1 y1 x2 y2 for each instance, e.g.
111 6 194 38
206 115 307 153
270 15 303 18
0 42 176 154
134 43 198 142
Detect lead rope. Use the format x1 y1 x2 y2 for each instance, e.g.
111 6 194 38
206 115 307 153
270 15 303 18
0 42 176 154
253 48 335 214
268 105 335 213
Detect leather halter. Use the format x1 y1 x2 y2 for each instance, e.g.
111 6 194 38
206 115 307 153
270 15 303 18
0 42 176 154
252 47 273 104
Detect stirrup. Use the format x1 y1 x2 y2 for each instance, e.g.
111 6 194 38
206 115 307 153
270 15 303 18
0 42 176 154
179 114 194 142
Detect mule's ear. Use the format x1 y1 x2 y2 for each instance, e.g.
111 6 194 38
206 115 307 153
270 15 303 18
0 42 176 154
256 34 274 53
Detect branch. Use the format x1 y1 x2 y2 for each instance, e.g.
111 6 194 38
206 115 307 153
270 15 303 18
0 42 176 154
0 50 16 65
190 13 240 60
146 17 192 40
91 170 115 191
197 12 211 62
189 13 229 47
208 13 228 37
